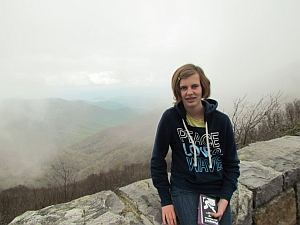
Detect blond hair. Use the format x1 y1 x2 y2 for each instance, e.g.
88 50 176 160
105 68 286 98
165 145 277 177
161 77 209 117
171 64 211 104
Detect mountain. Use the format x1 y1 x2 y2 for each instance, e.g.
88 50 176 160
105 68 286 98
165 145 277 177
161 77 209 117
87 100 126 110
0 98 144 189
0 98 141 146
88 94 172 112
60 108 166 179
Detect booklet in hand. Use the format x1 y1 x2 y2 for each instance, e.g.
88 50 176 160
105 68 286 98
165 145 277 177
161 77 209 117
198 194 219 225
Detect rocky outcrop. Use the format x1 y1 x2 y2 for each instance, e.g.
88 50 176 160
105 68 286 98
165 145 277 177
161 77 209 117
9 136 300 225
237 135 300 225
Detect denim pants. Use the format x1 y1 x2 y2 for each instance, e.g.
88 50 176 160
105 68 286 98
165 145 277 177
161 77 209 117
171 186 232 225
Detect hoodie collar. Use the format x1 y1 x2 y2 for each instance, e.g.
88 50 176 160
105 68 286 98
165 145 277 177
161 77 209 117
175 98 218 122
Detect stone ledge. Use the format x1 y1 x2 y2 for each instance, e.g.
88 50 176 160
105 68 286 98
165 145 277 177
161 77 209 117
238 136 300 190
238 161 283 208
253 188 297 225
9 136 300 225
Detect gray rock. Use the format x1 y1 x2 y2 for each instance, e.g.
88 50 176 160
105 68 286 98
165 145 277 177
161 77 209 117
253 188 297 225
231 183 253 225
238 136 300 189
238 161 282 208
9 190 141 225
8 136 300 225
296 182 300 225
119 179 162 225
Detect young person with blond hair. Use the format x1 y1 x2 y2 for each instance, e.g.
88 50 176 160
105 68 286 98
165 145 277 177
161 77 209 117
151 64 240 225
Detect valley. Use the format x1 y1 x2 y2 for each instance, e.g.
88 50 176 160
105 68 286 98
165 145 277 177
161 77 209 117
0 97 167 189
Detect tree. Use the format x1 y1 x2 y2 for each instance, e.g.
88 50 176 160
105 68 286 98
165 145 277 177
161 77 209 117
285 99 300 125
230 92 284 148
47 154 78 202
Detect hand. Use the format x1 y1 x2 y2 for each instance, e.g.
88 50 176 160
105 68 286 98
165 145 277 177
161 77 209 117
210 198 228 221
162 204 177 225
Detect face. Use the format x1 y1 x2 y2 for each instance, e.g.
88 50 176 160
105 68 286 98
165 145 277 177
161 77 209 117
179 73 203 110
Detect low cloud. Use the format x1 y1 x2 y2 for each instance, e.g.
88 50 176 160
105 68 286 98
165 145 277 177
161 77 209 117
87 71 120 85
43 71 121 87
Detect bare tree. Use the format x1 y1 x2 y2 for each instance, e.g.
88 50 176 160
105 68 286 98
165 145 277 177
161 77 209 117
47 155 78 201
285 99 300 125
230 92 284 148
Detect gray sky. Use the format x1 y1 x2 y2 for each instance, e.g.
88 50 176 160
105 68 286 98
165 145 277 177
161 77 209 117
1 0 299 108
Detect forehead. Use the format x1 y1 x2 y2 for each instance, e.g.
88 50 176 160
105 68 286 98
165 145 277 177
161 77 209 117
179 73 200 86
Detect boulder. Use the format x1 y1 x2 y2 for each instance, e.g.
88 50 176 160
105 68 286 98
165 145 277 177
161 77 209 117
9 136 300 225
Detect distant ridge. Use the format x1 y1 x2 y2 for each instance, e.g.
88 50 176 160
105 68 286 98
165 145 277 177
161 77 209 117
65 108 163 178
87 100 126 110
0 98 142 145
0 98 144 189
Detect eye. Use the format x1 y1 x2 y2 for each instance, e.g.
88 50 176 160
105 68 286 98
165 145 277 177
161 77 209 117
180 86 187 90
192 84 199 89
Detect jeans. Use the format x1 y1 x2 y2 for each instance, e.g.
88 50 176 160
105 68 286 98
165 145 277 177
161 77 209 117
171 186 232 225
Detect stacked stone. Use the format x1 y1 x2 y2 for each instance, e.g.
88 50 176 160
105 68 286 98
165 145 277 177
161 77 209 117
9 136 300 225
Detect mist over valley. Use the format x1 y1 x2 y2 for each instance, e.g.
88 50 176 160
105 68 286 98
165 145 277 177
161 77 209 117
0 97 167 190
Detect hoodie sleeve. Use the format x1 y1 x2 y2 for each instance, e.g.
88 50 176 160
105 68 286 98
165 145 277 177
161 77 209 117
218 115 240 202
150 110 173 207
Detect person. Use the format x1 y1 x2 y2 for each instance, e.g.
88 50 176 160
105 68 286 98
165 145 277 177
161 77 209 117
150 64 240 225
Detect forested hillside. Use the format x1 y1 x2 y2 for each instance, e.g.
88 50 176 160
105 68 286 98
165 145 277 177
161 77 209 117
59 108 162 179
0 98 141 145
1 95 299 190
0 98 146 189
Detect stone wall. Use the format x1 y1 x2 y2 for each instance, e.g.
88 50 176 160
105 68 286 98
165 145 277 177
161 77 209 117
236 135 300 225
9 136 300 225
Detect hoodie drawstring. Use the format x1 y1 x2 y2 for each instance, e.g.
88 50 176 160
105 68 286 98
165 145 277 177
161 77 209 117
182 119 212 168
205 121 212 168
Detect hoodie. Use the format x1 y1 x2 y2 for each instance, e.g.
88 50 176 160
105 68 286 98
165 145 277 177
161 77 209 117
150 99 240 207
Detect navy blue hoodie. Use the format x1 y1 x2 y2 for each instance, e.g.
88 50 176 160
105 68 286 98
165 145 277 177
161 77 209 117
150 99 240 207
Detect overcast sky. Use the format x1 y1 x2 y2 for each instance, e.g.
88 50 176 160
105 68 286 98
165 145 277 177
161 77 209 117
1 0 299 107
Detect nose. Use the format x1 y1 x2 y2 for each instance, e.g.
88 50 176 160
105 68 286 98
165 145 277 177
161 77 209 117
187 87 193 95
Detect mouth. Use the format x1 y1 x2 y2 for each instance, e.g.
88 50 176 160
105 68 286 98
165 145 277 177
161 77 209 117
185 97 196 103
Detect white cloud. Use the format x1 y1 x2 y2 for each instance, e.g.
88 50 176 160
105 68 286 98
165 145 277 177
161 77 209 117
87 72 120 85
43 71 121 87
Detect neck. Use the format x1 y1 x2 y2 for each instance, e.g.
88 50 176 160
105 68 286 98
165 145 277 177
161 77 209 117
186 104 205 120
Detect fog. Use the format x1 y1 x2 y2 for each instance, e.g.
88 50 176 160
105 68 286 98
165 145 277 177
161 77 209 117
0 0 299 188
0 99 57 188
1 0 299 106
